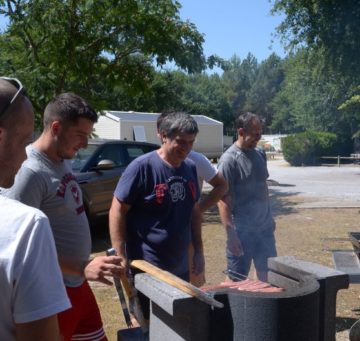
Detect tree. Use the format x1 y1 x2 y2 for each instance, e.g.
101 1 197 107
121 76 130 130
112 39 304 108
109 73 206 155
104 70 188 113
0 0 206 126
272 0 360 83
271 1 360 153
244 53 285 131
271 49 353 153
221 54 258 116
338 86 360 138
271 50 341 132
181 73 233 130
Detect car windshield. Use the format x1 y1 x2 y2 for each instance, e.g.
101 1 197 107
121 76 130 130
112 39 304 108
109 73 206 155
71 144 99 172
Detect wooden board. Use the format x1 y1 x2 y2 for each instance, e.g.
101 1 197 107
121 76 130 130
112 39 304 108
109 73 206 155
130 259 224 308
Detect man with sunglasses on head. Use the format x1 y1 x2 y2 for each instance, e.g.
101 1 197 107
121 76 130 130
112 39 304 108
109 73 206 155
4 92 122 341
0 77 71 340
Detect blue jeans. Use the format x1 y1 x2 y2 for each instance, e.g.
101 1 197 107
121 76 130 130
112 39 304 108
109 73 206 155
226 228 277 280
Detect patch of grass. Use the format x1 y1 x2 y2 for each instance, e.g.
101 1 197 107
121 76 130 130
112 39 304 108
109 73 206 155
91 199 360 340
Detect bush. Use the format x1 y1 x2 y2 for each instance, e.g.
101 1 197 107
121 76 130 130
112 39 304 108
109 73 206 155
282 130 338 166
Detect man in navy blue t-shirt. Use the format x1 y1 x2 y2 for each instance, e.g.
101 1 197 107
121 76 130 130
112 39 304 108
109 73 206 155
109 112 204 319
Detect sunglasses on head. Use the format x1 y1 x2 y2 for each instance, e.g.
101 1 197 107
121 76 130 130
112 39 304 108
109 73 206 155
0 77 25 118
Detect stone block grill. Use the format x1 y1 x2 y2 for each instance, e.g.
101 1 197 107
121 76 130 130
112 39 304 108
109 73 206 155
121 256 349 341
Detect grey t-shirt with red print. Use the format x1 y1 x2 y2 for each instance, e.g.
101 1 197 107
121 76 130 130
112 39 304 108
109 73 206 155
4 145 91 287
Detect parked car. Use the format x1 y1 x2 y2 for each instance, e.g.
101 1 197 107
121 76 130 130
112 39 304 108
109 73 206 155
72 139 159 225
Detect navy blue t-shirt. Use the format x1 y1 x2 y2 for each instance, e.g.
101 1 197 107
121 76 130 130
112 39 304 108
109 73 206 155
114 151 199 277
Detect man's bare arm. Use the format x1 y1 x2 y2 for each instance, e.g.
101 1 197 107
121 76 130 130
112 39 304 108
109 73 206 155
217 195 242 256
16 315 61 341
58 254 122 285
191 203 205 274
109 196 131 270
217 194 234 230
198 172 228 213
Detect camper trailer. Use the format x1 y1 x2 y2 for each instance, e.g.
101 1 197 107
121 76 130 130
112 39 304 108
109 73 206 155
94 111 224 160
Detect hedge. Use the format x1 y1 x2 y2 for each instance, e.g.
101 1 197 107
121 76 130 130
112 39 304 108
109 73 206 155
282 130 338 166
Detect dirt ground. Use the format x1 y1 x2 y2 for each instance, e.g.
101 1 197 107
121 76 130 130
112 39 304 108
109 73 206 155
90 164 360 341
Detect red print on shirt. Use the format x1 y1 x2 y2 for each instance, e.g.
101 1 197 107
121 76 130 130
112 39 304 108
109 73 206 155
154 183 168 204
70 184 80 205
188 181 197 200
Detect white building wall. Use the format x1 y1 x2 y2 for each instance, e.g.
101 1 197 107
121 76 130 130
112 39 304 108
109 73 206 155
93 111 224 159
261 134 287 152
194 123 223 159
94 115 120 139
120 120 159 144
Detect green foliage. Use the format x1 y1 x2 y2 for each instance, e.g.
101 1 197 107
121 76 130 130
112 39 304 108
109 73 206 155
222 53 258 115
1 0 359 146
338 86 360 138
272 0 360 82
272 0 360 148
282 130 338 166
0 0 206 127
244 53 285 130
271 49 351 136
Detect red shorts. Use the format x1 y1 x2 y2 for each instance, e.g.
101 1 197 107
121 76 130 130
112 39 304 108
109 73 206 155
58 281 107 341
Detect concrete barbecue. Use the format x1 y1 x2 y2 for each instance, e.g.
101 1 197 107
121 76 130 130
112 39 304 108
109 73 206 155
117 256 349 341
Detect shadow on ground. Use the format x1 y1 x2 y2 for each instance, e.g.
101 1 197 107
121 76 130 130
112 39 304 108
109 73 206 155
90 217 112 253
201 186 303 224
336 316 358 332
91 186 306 252
270 189 302 217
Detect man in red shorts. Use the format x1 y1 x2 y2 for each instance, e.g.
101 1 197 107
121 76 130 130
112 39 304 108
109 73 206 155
5 93 122 340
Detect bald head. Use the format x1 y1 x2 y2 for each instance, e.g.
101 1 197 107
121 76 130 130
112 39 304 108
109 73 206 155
0 78 34 187
0 78 33 128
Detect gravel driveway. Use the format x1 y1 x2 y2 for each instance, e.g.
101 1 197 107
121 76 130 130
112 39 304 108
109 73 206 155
267 158 360 208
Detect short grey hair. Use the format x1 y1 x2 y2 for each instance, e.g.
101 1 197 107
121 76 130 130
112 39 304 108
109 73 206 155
158 112 198 138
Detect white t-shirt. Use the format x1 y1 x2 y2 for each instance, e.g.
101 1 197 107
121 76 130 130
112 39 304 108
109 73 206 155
0 195 71 340
187 150 217 190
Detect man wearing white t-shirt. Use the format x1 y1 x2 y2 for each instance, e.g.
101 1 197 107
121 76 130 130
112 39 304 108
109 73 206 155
187 150 228 285
0 77 70 340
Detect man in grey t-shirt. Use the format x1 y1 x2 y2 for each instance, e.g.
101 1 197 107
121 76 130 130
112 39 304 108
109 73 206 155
5 93 122 340
217 112 276 282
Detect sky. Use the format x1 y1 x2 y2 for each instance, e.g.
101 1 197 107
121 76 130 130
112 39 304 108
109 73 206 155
179 0 286 62
0 0 286 64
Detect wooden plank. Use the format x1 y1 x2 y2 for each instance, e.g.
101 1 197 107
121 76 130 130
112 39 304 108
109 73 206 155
130 260 224 308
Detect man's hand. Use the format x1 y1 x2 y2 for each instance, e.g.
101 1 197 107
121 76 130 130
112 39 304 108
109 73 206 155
226 228 243 257
84 255 123 285
192 250 205 275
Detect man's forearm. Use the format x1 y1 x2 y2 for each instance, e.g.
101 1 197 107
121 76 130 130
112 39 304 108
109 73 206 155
198 173 228 213
198 185 227 213
217 196 235 231
109 215 127 258
218 195 243 256
191 204 203 253
109 197 128 258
